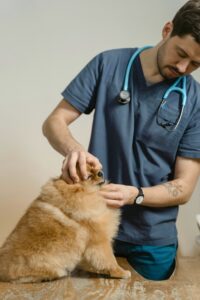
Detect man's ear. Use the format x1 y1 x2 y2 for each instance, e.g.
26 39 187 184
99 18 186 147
162 21 173 39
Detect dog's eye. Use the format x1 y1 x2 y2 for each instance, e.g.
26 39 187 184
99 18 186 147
97 171 104 178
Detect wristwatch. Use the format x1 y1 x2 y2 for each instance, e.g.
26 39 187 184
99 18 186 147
134 187 144 205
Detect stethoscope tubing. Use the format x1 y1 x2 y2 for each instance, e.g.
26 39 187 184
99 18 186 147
123 46 152 91
119 46 187 130
162 76 187 106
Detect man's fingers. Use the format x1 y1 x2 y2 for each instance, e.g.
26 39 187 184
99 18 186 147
105 200 123 208
61 161 74 184
100 184 118 192
67 152 79 182
100 190 124 208
77 152 88 180
62 152 79 183
61 150 102 184
61 171 74 184
100 190 123 200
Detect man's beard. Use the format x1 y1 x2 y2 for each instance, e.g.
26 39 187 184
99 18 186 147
156 45 183 80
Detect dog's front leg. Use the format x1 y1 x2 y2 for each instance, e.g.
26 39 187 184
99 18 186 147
83 242 131 279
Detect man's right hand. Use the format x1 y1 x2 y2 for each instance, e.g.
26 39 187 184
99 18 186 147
61 150 102 184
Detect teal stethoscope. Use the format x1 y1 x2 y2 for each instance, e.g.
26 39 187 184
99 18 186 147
118 46 187 131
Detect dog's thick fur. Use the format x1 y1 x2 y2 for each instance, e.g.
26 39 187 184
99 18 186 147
0 168 131 283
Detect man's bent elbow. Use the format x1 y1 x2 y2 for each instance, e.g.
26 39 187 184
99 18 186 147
179 189 194 205
42 115 58 138
42 118 49 138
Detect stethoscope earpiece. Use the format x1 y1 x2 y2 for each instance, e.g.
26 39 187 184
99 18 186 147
118 90 131 104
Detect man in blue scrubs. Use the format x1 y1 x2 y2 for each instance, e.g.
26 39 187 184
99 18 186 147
42 0 200 280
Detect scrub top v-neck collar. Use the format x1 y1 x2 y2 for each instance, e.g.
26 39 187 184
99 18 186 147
135 53 175 91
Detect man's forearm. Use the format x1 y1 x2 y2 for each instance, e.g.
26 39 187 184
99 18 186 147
141 178 192 207
101 157 199 209
42 115 84 157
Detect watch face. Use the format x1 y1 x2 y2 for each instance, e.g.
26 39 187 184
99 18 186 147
136 195 144 204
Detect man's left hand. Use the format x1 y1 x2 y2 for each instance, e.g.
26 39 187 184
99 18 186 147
99 183 138 208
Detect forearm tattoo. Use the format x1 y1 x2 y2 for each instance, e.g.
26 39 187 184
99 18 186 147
163 182 183 198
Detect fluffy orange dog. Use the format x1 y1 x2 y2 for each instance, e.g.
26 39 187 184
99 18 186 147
0 167 131 283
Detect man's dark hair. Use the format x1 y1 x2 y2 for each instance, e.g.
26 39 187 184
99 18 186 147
171 0 200 43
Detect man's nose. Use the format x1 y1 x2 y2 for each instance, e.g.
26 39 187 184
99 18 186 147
176 59 190 74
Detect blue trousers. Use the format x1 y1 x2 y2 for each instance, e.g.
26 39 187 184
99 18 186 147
114 240 177 281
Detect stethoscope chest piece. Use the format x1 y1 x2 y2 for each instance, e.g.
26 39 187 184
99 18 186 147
118 46 152 105
118 90 130 104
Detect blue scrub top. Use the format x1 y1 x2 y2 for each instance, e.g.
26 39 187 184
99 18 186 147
62 48 200 246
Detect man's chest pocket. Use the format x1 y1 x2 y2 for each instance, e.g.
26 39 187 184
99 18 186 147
135 105 186 155
135 89 189 148
156 93 185 131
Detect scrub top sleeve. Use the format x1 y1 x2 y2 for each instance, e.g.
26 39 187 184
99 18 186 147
177 106 200 158
61 53 102 114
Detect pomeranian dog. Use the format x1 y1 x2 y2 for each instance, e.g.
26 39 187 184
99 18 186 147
0 166 131 283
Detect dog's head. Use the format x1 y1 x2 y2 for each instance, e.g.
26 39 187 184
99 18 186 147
49 165 105 202
59 164 105 187
85 165 105 186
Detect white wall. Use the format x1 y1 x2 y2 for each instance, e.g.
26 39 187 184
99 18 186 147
0 0 199 256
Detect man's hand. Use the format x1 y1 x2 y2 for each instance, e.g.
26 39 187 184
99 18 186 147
62 149 102 183
99 183 138 208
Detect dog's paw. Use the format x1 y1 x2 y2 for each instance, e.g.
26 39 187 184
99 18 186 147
121 270 131 279
110 268 131 279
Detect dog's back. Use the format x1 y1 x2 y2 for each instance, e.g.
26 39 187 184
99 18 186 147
0 191 88 282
